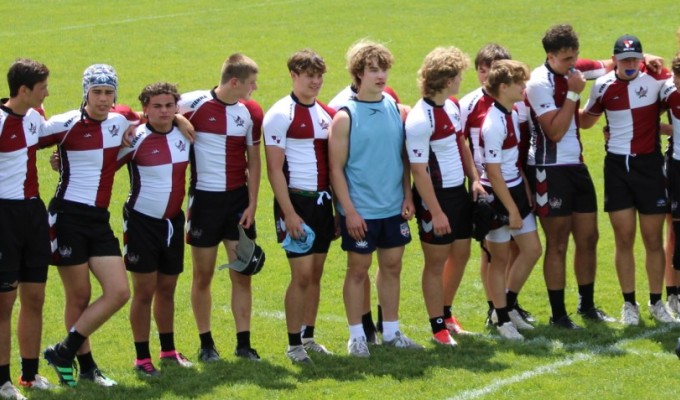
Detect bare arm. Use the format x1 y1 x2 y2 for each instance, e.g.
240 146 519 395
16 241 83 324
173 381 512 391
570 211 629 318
535 70 586 142
486 163 522 230
265 145 305 238
578 110 601 130
458 134 485 201
240 143 260 229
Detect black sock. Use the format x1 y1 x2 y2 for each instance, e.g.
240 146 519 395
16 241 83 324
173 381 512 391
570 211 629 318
487 300 494 310
361 312 376 336
60 329 86 361
288 332 302 347
506 291 518 310
443 305 452 319
548 289 567 319
77 352 97 373
495 307 510 325
20 358 38 382
650 293 662 306
376 305 383 333
134 341 151 360
623 291 636 305
236 331 251 349
159 332 175 353
429 316 447 334
667 286 678 298
199 331 215 349
301 326 314 339
578 283 595 311
0 364 10 385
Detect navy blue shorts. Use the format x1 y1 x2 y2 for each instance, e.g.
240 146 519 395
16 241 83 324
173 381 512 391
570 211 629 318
339 213 411 253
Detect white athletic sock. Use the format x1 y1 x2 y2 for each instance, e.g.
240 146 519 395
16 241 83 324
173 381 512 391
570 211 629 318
349 324 365 340
382 320 400 341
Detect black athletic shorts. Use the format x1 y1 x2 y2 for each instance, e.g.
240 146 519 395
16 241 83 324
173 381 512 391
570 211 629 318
532 164 597 217
48 198 121 266
123 205 184 275
186 186 256 247
603 152 667 214
273 189 334 258
0 198 50 288
413 184 472 244
668 158 680 219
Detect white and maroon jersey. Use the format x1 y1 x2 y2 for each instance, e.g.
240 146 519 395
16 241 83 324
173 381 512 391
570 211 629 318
178 90 263 192
40 110 133 208
117 124 190 219
405 97 465 188
480 103 522 188
0 105 44 199
661 79 680 160
264 93 335 191
583 70 666 155
327 85 399 111
460 88 529 173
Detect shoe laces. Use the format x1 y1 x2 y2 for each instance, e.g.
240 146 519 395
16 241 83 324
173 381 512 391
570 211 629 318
136 360 157 373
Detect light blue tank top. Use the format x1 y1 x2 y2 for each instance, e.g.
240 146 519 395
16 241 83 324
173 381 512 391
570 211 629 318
337 96 405 219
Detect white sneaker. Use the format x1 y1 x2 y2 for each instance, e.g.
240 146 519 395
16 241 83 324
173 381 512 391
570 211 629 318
0 382 26 400
302 338 333 355
509 309 535 330
347 337 370 358
621 302 640 326
18 374 55 390
649 300 679 323
666 294 680 317
497 322 524 340
383 331 425 350
286 345 312 364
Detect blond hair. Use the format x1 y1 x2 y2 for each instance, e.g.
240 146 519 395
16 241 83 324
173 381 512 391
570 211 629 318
346 39 393 88
418 47 469 98
484 60 530 97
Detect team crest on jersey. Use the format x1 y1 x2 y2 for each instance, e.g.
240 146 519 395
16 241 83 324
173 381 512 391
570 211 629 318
540 103 551 109
126 252 140 264
28 122 37 135
318 119 329 131
58 245 72 257
355 240 368 249
233 115 245 127
270 135 282 144
411 148 424 157
400 222 410 238
175 140 187 152
108 125 119 137
635 86 648 98
488 149 498 158
549 197 562 209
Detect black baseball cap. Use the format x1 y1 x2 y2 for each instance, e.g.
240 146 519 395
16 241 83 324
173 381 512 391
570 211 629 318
613 34 643 60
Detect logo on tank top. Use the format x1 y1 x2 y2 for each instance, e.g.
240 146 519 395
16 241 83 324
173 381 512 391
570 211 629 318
368 108 382 116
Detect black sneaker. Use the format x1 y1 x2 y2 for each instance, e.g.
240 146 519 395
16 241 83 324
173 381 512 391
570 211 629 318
43 345 77 387
484 308 494 327
577 306 616 322
549 315 583 330
515 303 536 323
234 347 261 361
198 346 220 362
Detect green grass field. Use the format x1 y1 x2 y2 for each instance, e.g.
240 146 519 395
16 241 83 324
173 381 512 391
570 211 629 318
2 1 680 398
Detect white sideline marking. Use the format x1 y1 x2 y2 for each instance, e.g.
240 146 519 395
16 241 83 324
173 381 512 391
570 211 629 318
0 0 303 37
448 324 677 400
